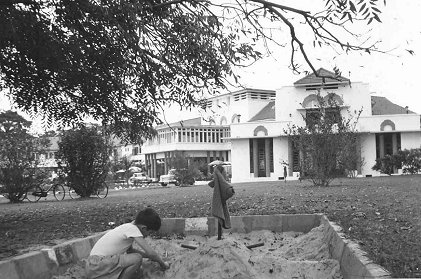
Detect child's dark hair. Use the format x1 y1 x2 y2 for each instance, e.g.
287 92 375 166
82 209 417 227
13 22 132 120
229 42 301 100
135 207 161 231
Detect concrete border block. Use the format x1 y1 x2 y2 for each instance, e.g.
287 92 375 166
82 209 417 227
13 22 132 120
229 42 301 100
321 215 391 279
207 217 218 235
159 218 185 234
67 238 92 260
241 215 255 233
0 260 20 279
53 243 74 266
251 215 283 231
282 214 320 233
185 217 208 235
228 216 249 233
363 263 392 278
321 219 346 261
340 242 369 278
12 251 52 279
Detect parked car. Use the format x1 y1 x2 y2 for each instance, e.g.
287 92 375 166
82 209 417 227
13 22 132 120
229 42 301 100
128 173 153 185
159 169 179 186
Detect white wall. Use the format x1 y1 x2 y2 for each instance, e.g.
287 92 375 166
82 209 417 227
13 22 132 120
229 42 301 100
230 139 251 182
230 121 291 139
230 136 291 183
275 82 372 124
358 114 420 132
401 132 421 149
273 136 289 179
203 96 273 125
360 133 378 176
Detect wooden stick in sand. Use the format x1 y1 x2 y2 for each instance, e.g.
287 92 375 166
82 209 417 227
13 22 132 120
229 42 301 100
180 242 264 250
246 242 264 249
181 244 198 250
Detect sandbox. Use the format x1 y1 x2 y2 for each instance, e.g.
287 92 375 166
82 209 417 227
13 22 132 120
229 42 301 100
0 214 391 279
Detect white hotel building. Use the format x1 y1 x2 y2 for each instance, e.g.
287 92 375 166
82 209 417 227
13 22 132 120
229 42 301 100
141 69 421 182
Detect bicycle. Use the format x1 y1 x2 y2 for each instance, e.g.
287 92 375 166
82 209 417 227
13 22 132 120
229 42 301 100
26 182 66 202
68 181 109 199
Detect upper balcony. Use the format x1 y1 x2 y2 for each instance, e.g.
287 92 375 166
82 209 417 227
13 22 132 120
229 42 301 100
142 126 231 154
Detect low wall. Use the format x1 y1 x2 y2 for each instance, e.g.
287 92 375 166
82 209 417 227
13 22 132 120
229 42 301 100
0 214 390 279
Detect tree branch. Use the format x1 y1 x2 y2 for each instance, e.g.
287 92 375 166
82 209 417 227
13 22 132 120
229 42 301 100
0 0 38 5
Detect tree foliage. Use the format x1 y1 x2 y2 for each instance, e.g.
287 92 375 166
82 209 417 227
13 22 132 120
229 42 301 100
0 110 48 202
0 0 386 141
168 151 201 186
56 125 111 197
286 93 362 186
110 155 134 185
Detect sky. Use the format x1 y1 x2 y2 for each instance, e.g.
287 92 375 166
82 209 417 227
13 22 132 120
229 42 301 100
1 0 421 130
235 0 421 111
162 0 421 121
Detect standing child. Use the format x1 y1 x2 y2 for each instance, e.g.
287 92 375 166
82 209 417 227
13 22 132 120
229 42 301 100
85 207 169 279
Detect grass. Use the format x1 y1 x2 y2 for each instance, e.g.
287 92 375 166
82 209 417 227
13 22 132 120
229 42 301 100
0 175 420 278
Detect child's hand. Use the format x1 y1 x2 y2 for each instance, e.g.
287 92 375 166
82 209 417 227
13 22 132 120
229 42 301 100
161 261 170 270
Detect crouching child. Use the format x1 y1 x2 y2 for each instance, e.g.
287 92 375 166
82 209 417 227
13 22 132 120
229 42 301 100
85 207 169 279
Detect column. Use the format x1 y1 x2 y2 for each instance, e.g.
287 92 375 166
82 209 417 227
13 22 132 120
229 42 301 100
288 138 293 177
356 136 362 175
149 154 153 178
265 138 271 177
392 133 398 174
379 134 385 158
152 154 156 179
253 139 258 177
213 151 217 161
392 133 398 154
207 151 211 174
145 154 152 177
164 152 168 174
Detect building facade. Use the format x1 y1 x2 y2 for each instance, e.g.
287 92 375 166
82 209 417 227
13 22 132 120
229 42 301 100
141 89 277 179
143 69 421 182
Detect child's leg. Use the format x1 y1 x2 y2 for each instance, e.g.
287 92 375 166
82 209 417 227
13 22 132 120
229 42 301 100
119 253 143 279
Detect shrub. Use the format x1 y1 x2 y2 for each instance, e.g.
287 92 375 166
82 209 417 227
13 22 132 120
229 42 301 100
285 93 363 187
402 148 421 174
0 111 49 202
372 148 421 175
372 154 395 175
168 151 203 186
57 125 111 197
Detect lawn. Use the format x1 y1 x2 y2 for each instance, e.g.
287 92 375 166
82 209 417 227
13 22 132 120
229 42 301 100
0 175 420 278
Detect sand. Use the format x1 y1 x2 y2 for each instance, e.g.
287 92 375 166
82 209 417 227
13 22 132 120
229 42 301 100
55 223 343 279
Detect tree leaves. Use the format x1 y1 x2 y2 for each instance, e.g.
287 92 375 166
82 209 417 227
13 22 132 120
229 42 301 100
0 0 386 142
1 0 259 142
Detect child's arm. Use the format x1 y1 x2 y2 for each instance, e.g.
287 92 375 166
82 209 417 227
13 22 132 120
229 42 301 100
133 237 169 270
127 246 147 257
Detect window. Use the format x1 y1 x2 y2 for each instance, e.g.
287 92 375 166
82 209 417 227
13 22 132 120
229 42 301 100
325 107 341 124
306 107 341 128
306 109 322 128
